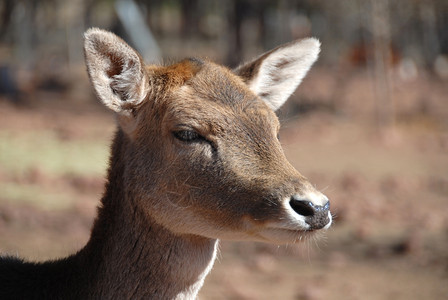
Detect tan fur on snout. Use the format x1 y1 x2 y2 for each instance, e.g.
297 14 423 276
0 28 331 299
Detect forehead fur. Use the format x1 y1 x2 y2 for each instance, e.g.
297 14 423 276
157 58 259 109
151 58 278 130
147 58 203 89
164 62 278 136
186 60 257 108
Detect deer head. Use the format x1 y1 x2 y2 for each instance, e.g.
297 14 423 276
84 28 331 245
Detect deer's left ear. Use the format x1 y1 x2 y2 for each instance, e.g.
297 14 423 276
234 38 320 111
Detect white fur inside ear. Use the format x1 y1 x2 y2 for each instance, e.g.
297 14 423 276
109 59 146 108
250 38 320 111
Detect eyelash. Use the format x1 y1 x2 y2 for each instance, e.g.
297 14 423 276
173 130 203 142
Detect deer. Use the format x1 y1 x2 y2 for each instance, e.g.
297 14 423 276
0 28 331 299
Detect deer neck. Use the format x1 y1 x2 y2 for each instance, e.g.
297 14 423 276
80 131 218 299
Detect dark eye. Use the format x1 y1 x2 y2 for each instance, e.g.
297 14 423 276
173 130 202 142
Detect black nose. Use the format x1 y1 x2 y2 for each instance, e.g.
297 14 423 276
289 195 331 230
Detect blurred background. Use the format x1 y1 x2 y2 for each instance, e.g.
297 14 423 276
0 0 447 299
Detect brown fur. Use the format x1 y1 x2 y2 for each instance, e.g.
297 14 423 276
0 28 331 299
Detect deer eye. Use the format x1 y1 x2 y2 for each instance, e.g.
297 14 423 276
173 130 202 142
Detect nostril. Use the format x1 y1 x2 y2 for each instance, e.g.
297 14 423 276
289 198 315 217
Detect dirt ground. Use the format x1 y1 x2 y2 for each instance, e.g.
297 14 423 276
0 68 447 299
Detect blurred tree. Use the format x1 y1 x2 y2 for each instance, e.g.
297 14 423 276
0 0 14 39
0 0 446 122
225 0 245 67
371 0 394 128
180 0 200 39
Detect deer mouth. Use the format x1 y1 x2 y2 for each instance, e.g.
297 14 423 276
245 209 332 244
255 223 329 244
271 210 332 231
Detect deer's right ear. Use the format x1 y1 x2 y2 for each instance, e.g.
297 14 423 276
84 28 150 116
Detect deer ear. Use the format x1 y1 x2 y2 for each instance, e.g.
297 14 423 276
84 28 150 116
234 38 320 111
